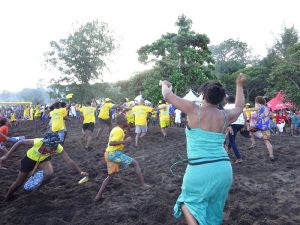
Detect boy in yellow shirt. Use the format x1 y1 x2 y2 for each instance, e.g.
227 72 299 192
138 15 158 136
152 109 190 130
96 98 118 137
0 132 88 200
157 100 170 139
131 99 153 147
49 102 66 143
94 114 150 201
80 101 97 150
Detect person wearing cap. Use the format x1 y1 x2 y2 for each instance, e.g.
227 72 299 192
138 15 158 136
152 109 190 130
131 99 153 147
94 114 150 201
0 132 88 200
122 98 135 127
96 98 118 137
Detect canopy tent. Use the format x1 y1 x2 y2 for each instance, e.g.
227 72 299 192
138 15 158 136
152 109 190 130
267 91 293 111
134 95 143 102
183 89 201 105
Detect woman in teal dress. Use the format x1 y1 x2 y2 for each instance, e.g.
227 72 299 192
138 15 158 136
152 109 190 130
161 73 246 225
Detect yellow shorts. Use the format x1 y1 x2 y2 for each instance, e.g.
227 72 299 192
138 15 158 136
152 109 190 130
160 120 170 128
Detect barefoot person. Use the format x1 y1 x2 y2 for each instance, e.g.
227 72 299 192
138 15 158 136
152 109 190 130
157 100 170 139
161 73 246 225
79 101 97 150
96 98 118 137
0 132 88 200
247 96 274 161
94 114 149 201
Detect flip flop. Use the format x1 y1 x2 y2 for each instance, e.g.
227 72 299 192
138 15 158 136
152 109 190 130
234 159 243 164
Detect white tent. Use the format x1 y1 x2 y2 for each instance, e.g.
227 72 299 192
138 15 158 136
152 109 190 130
134 95 143 102
183 89 201 106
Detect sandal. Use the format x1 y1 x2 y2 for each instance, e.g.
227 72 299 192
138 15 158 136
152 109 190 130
269 156 275 161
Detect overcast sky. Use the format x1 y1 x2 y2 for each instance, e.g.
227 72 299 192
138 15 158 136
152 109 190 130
0 0 299 92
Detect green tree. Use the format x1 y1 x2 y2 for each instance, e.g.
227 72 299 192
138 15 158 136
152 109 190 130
45 20 116 102
268 43 300 104
273 26 299 57
137 14 214 96
211 39 256 76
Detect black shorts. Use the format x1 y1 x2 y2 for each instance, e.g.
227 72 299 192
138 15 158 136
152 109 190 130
83 122 95 132
99 118 112 126
20 155 51 173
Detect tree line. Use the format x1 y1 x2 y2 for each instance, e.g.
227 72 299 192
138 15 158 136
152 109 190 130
43 15 300 105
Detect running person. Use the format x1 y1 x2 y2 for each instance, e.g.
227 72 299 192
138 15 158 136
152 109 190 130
94 114 149 201
0 132 88 200
157 100 170 139
96 98 118 137
79 101 97 150
161 73 246 225
49 102 66 143
131 99 153 147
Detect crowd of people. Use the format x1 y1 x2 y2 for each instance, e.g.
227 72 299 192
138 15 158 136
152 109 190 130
0 73 299 225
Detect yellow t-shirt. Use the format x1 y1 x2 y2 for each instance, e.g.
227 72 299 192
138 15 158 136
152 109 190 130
50 108 65 132
34 105 41 117
80 106 96 124
29 108 34 120
26 138 64 161
10 113 16 122
98 102 114 120
24 107 29 117
106 126 125 153
159 104 170 121
125 102 134 123
132 105 153 126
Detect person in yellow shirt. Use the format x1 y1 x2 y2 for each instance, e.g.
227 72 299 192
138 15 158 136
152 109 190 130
23 105 30 120
157 100 170 139
122 98 135 126
34 103 41 120
96 98 118 137
94 114 150 201
79 101 97 150
29 106 34 121
10 112 18 127
131 99 153 147
49 102 66 143
0 132 88 201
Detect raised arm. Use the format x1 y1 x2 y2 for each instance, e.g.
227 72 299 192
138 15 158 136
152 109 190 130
226 73 246 124
161 80 196 115
0 139 34 162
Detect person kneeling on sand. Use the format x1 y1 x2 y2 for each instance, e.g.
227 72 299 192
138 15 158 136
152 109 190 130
0 132 88 201
94 114 150 201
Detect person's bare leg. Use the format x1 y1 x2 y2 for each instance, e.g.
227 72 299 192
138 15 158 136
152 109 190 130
94 174 114 201
249 132 256 148
264 139 274 159
131 159 146 186
5 171 29 200
161 128 167 138
181 204 198 225
135 133 140 147
85 130 93 148
38 161 54 184
96 127 105 138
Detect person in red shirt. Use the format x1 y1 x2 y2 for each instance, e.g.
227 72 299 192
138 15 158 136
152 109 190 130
274 112 285 134
0 118 9 156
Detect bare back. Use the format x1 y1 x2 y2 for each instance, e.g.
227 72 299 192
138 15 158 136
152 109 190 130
187 106 226 133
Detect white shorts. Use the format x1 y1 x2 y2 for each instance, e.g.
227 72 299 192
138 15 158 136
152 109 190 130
277 123 285 133
175 117 181 123
135 125 147 134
